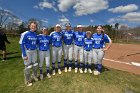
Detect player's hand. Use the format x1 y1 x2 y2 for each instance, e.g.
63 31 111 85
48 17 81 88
102 29 104 32
102 48 108 51
23 56 28 60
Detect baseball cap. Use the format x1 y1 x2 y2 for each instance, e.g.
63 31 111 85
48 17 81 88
65 23 71 27
77 24 83 28
55 24 61 27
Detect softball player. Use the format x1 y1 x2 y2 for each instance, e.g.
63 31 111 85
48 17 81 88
19 21 38 86
92 25 112 75
74 25 86 73
37 27 51 79
62 23 74 72
83 31 93 73
50 24 63 75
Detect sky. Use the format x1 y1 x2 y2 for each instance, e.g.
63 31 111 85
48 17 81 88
0 0 140 27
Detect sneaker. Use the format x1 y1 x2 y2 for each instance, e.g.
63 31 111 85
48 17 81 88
52 70 56 75
58 69 62 74
84 68 87 73
2 59 5 61
25 81 32 87
75 68 78 73
2 58 6 61
68 67 72 72
79 68 83 73
47 73 51 78
33 76 38 82
88 69 92 74
64 67 67 72
94 70 100 75
31 74 38 82
40 74 43 80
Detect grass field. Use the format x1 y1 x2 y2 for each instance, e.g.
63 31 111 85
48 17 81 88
0 37 140 93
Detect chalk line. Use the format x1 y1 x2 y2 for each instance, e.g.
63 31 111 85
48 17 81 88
103 58 140 67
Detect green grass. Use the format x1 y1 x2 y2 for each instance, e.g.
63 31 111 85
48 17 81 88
0 37 140 93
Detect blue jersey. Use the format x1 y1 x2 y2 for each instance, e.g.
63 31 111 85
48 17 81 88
37 34 51 51
84 38 93 51
50 31 62 47
62 30 74 45
92 33 111 48
19 31 37 57
74 31 86 46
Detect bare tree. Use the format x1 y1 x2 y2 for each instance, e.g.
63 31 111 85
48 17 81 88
0 8 15 27
0 8 21 30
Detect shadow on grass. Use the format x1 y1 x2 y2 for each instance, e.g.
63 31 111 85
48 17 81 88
0 52 19 56
6 56 21 60
7 52 19 55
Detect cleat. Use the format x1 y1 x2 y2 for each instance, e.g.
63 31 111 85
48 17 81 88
75 68 78 73
25 81 32 87
94 70 100 75
33 76 38 82
64 67 67 72
47 73 51 78
79 68 83 73
31 74 38 82
2 58 6 61
58 69 62 74
68 67 72 72
40 74 43 80
84 68 87 73
52 70 56 75
88 69 92 74
2 59 5 61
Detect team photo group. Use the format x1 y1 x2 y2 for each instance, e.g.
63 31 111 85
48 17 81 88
19 21 112 86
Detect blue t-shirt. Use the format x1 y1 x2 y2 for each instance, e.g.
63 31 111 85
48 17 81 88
19 31 37 57
50 31 62 47
74 31 86 46
92 33 111 48
37 34 51 51
84 38 93 51
62 30 74 45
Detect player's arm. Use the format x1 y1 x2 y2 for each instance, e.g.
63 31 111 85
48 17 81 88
84 32 86 38
103 35 112 51
49 36 52 45
91 38 94 46
19 34 28 60
72 31 74 43
73 31 76 40
36 39 39 50
48 35 52 52
36 35 40 48
61 31 64 42
83 38 86 47
50 32 55 46
3 33 10 44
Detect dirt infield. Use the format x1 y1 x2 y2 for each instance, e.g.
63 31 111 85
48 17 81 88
103 43 140 75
